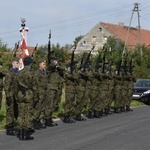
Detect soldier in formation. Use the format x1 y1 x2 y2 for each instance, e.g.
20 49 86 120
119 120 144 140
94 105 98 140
4 58 19 135
2 50 136 140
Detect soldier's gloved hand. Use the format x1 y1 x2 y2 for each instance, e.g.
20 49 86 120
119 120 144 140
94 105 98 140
6 97 12 106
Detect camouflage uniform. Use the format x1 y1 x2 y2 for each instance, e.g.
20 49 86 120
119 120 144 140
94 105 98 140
45 64 63 126
63 72 77 123
106 74 115 114
126 75 136 111
121 74 129 112
17 66 37 139
113 75 122 113
75 71 87 121
33 68 47 129
4 68 18 135
87 72 100 118
100 73 109 115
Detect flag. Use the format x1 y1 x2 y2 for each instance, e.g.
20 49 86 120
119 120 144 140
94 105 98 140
19 27 29 70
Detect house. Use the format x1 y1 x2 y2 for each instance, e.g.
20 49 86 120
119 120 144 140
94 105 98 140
74 22 150 53
12 46 39 58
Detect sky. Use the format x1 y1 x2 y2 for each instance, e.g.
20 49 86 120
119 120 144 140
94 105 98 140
0 0 150 49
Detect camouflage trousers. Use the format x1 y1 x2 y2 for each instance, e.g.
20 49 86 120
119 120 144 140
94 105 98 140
34 92 46 120
75 85 86 115
45 89 57 119
64 86 76 116
122 87 129 107
88 86 99 111
126 88 133 106
55 83 63 107
17 102 33 130
114 86 122 108
6 98 15 127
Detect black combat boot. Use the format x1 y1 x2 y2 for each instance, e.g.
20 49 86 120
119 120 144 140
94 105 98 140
93 111 101 118
45 119 54 127
86 110 94 119
63 115 76 123
114 108 120 113
33 120 41 130
99 111 103 117
49 118 58 126
75 114 86 121
126 105 133 112
6 125 15 136
23 130 34 140
107 108 114 115
17 129 24 140
104 108 109 116
38 120 46 129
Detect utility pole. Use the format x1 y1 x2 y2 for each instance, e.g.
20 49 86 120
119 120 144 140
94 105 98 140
122 3 142 57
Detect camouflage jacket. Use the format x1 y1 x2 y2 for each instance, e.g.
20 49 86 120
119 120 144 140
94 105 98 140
4 69 18 97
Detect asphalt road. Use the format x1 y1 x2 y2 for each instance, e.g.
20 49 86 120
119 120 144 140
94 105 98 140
0 106 150 150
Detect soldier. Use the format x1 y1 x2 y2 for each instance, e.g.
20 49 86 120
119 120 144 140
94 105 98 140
113 71 122 113
0 62 4 110
16 56 37 140
126 74 136 111
33 59 47 129
75 70 87 121
63 63 76 123
4 58 19 135
121 72 129 112
45 57 60 127
92 72 104 118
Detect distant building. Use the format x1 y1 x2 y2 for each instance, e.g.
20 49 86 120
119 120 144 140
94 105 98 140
74 22 150 53
12 46 39 58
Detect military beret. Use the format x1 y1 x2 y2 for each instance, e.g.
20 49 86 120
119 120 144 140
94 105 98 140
0 61 3 65
24 56 33 63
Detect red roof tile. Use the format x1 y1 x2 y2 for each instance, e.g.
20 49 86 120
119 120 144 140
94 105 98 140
101 22 150 49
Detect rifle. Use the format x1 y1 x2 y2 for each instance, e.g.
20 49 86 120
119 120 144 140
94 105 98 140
78 52 85 70
82 46 95 71
31 43 38 59
123 58 128 75
95 52 101 72
117 59 122 75
129 58 134 75
13 41 19 57
70 45 76 74
102 51 106 73
48 30 51 65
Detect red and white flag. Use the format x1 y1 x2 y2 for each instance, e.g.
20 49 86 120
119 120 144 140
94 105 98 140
19 27 29 70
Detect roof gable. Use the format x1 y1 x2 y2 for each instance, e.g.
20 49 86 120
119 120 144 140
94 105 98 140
101 22 150 48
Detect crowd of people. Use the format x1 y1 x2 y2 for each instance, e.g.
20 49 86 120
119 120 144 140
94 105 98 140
0 54 135 141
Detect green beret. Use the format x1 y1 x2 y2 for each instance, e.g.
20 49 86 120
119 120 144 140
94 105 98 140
24 56 33 63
